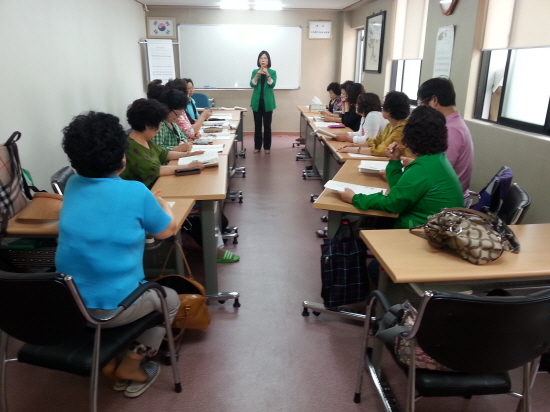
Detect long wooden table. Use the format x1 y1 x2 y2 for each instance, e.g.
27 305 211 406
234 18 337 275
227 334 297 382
312 159 395 238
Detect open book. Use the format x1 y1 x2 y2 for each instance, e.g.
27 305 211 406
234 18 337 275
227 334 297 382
324 180 386 196
178 152 219 167
312 129 337 138
358 160 389 173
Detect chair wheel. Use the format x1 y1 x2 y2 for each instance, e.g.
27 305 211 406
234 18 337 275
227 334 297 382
233 238 238 244
303 173 306 180
302 307 310 316
312 311 321 317
242 172 246 178
233 298 241 308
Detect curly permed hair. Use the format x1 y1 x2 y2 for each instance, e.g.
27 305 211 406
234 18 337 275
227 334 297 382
126 98 169 132
402 106 448 156
62 112 128 178
146 79 164 100
326 82 341 95
356 93 382 116
382 91 410 120
165 78 189 94
159 89 189 111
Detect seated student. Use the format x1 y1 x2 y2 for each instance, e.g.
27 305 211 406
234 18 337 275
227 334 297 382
326 82 343 113
153 89 204 154
332 93 388 143
183 78 212 126
56 111 180 398
165 78 211 139
416 77 474 198
320 80 354 123
340 82 365 132
146 79 164 100
338 106 464 228
121 98 204 189
338 91 412 158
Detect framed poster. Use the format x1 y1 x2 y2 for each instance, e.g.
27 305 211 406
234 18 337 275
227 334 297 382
363 11 386 73
308 21 332 39
147 17 177 39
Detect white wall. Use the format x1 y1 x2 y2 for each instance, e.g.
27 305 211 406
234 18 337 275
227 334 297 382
0 0 146 191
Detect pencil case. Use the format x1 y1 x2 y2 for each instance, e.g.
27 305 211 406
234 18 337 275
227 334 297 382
175 167 202 176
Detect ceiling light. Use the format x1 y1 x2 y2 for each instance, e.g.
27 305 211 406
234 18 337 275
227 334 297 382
253 1 283 11
220 0 250 10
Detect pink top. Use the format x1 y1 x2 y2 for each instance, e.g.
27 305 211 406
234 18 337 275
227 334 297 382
175 113 196 140
445 111 474 196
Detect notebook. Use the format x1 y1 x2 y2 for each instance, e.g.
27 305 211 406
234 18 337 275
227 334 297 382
358 160 389 173
324 180 386 196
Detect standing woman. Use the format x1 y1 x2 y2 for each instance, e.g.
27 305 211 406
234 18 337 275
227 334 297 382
250 50 277 154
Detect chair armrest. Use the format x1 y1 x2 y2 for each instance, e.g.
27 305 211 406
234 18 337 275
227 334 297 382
118 282 167 309
367 290 391 313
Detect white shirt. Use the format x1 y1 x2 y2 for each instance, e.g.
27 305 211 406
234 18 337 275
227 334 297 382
348 111 389 144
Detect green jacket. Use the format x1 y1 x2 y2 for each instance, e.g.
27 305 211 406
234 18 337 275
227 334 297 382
351 153 463 229
250 68 277 112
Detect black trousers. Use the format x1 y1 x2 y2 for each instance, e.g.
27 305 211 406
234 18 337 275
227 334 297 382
253 99 273 150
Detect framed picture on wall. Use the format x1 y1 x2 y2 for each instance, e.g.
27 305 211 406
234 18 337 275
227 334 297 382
308 21 332 39
147 17 177 39
363 11 386 73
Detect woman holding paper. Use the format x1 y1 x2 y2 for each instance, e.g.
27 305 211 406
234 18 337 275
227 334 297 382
250 50 277 154
338 106 463 229
121 98 204 188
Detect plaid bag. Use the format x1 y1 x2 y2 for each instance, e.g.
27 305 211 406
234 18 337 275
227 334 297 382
320 219 368 308
0 132 34 236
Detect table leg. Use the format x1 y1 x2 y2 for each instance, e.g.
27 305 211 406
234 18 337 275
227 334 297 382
200 200 218 295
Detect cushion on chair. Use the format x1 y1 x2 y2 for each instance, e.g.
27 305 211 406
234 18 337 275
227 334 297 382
415 370 511 397
18 311 163 376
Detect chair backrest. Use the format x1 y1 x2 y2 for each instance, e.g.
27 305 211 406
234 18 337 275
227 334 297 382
498 183 531 225
51 166 75 195
414 290 550 374
0 271 87 346
473 166 513 213
192 92 211 108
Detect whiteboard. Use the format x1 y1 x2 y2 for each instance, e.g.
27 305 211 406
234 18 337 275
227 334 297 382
178 24 301 89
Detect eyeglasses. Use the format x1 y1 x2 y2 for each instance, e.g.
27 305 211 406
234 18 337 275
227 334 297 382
417 96 433 106
173 110 183 116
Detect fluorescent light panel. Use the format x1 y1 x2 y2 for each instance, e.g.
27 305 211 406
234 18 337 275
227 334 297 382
253 1 283 10
219 0 250 10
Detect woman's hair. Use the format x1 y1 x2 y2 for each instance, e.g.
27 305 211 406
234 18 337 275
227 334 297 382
356 93 382 116
402 106 448 156
382 91 410 120
126 98 169 132
158 89 189 111
346 82 366 106
165 78 189 94
339 80 354 94
183 78 193 86
62 111 128 178
146 79 164 100
417 77 456 107
326 82 341 95
256 50 272 68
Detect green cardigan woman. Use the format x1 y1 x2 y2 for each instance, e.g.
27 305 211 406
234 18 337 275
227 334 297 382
250 50 277 154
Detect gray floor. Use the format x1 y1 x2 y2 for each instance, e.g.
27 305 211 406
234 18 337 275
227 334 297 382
4 135 550 411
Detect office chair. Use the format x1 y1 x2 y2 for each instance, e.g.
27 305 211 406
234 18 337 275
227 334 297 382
192 93 211 108
51 166 75 195
469 166 513 212
498 183 531 224
354 289 550 412
0 271 181 412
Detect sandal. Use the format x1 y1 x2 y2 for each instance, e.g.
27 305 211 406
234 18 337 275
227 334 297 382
124 361 160 398
113 380 130 391
217 250 240 263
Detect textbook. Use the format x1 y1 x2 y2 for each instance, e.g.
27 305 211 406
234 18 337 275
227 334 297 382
358 160 389 173
178 152 219 167
312 129 336 138
324 180 386 196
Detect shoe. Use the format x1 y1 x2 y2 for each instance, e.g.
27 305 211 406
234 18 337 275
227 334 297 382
124 361 160 398
217 250 240 263
320 215 328 222
113 380 130 391
254 149 261 153
265 150 270 154
295 137 305 143
315 227 328 238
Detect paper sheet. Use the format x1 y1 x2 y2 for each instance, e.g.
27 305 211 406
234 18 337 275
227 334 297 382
324 180 386 196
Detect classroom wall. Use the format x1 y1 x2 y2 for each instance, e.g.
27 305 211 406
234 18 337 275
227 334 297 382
0 0 146 192
419 0 550 223
148 7 345 134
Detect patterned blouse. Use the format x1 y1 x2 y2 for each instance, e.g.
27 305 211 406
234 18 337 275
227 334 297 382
119 137 168 189
151 121 188 151
175 113 195 139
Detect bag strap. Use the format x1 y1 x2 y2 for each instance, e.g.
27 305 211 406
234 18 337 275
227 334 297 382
160 241 194 280
334 218 354 239
376 303 409 343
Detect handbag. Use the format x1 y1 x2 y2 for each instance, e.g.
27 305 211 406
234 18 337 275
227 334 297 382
320 219 368 308
376 300 453 371
0 132 34 234
152 242 211 330
410 207 520 265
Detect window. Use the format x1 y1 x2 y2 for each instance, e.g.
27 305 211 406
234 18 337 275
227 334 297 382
390 59 422 105
475 47 550 135
355 29 364 83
